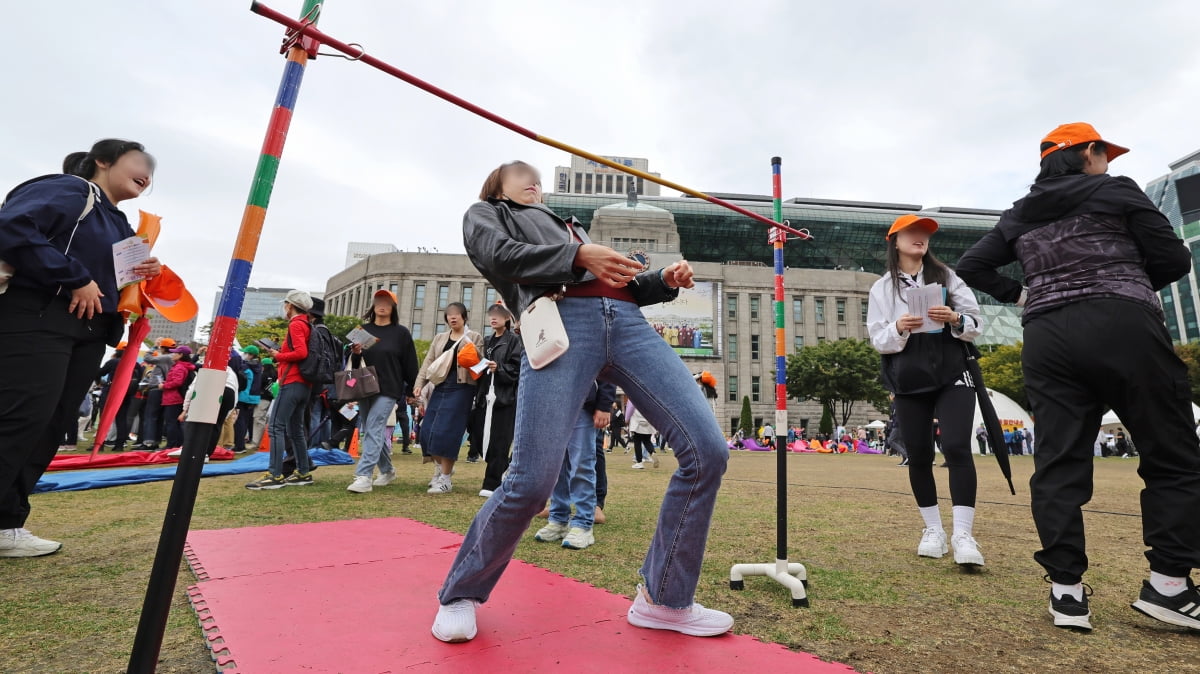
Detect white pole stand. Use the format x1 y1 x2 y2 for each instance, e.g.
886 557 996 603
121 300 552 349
730 558 809 607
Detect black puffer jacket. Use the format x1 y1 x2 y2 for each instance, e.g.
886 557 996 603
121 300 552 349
462 198 678 318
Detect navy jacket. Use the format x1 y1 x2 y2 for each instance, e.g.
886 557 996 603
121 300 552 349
0 175 136 314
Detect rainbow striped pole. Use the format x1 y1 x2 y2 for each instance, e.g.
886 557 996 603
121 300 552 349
729 158 808 607
127 2 324 670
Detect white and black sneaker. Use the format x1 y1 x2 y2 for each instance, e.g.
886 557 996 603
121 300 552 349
1049 584 1093 631
1131 577 1200 630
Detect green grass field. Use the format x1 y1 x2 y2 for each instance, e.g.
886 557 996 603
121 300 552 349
1 448 1196 673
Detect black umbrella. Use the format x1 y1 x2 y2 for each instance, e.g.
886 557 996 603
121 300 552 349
963 343 1016 495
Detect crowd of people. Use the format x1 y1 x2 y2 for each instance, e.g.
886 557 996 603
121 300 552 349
3 123 1200 642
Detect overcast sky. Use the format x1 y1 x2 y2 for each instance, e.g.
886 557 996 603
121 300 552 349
6 1 1199 333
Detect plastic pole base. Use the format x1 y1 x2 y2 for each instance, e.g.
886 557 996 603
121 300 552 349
728 560 809 607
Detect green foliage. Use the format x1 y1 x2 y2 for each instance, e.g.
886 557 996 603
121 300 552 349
785 338 891 426
414 339 431 368
819 402 834 435
739 396 753 436
322 315 362 342
977 342 1027 409
1175 342 1200 405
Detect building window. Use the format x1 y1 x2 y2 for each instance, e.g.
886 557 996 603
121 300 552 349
728 375 738 402
462 286 473 310
860 301 868 324
815 298 825 323
605 174 614 193
836 298 846 323
389 282 398 295
794 335 804 352
414 284 426 310
636 177 644 194
574 172 582 192
817 335 826 343
727 334 737 360
792 296 804 322
750 335 760 360
752 376 761 402
616 175 624 194
437 284 449 310
585 174 593 194
437 323 447 334
750 295 760 320
485 287 498 307
728 295 738 319
411 323 423 340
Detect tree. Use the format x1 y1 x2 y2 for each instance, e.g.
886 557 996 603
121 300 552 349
739 396 753 436
819 402 834 436
1175 342 1200 405
414 339 431 369
978 342 1027 409
785 338 891 427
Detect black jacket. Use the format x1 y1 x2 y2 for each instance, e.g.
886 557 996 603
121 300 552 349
584 381 617 415
474 330 523 408
958 174 1190 323
463 198 678 317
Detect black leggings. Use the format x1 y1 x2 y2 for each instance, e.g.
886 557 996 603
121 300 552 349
894 384 977 508
631 432 655 463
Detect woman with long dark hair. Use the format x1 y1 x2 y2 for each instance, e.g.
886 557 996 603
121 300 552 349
867 214 985 569
0 139 160 557
959 122 1200 632
430 160 731 643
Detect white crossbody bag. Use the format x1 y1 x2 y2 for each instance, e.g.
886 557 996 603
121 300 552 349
520 295 569 370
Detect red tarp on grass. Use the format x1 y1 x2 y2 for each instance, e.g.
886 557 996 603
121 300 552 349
48 447 236 472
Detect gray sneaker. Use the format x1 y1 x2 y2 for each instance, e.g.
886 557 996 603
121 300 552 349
534 522 569 543
562 527 595 550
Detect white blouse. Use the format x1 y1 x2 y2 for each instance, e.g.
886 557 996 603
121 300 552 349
867 267 983 355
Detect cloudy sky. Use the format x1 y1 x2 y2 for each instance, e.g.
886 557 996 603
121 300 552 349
6 1 1199 333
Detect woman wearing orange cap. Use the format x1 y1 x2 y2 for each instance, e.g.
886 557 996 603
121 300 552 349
0 139 161 558
959 122 1200 632
867 214 986 570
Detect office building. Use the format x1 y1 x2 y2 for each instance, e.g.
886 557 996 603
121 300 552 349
1147 149 1200 343
346 242 400 269
211 286 325 328
552 155 661 196
146 314 198 346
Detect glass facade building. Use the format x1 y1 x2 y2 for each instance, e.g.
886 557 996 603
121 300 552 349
1146 149 1200 343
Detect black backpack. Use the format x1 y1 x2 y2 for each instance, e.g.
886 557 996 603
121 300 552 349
289 323 340 385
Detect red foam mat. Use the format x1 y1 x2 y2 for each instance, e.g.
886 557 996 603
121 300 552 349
185 518 856 673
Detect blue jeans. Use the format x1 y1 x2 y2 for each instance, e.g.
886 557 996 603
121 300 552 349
269 382 312 477
438 297 729 609
355 394 396 478
549 408 598 529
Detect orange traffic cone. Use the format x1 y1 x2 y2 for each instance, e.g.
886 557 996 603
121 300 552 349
258 430 270 453
349 429 361 458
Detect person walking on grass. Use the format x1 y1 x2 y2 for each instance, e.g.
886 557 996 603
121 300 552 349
534 380 616 551
246 290 316 490
432 160 731 643
867 213 986 569
958 122 1200 632
474 303 523 498
627 402 659 469
346 289 419 494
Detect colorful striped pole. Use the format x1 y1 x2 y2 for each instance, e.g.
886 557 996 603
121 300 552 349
248 1 811 241
126 2 324 670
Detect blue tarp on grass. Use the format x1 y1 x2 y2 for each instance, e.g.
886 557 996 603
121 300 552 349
34 449 354 493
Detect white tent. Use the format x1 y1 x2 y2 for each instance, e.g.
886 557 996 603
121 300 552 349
1100 403 1200 437
972 388 1033 435
865 419 887 430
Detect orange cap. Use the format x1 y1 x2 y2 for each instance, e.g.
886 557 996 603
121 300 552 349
116 341 128 350
157 337 176 348
886 214 938 240
1040 122 1129 161
141 266 199 323
456 340 484 380
373 289 397 304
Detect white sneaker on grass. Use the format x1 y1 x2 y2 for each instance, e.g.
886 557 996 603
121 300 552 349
534 522 569 543
918 527 948 558
626 584 733 636
478 489 494 498
951 532 985 566
373 470 396 487
432 599 478 643
347 476 373 493
562 527 595 550
427 474 452 494
631 462 645 470
0 528 62 558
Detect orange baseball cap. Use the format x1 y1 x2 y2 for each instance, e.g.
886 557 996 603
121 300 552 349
373 289 397 304
886 214 938 240
157 337 176 348
1040 122 1129 161
116 341 128 350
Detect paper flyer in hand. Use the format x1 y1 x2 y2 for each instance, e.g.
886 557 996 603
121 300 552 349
470 359 492 375
346 326 379 350
907 284 947 333
112 236 151 289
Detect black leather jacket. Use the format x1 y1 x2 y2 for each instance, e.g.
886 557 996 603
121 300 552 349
462 198 678 318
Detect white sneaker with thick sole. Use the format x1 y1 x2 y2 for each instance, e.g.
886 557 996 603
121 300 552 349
347 475 373 493
951 532 985 566
631 462 645 470
478 489 494 498
918 527 948 558
534 522 569 543
0 528 63 558
373 471 396 487
626 584 733 636
432 599 478 643
427 475 452 494
562 527 595 550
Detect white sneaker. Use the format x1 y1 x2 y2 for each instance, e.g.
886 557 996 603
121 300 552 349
429 466 441 487
347 475 373 493
632 462 645 470
0 528 63 558
918 527 948 558
626 584 733 637
951 532 985 566
478 489 494 498
427 474 452 494
373 471 396 487
562 527 595 550
534 521 569 543
431 599 478 643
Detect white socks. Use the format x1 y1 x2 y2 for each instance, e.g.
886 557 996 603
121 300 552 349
918 505 941 531
1053 582 1084 601
1150 571 1188 597
952 506 975 538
